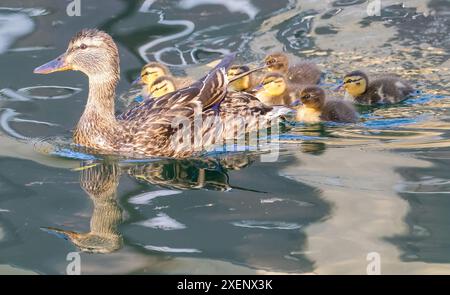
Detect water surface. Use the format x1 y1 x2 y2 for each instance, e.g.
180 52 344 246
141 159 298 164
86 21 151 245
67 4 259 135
0 0 450 274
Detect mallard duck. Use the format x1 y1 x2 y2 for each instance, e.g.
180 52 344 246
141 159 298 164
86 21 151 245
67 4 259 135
124 75 288 142
295 86 358 123
34 29 289 158
264 52 322 85
252 73 295 106
227 65 255 92
341 70 414 105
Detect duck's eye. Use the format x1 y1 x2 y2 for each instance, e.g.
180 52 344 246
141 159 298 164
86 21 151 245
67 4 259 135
303 94 311 99
80 43 88 50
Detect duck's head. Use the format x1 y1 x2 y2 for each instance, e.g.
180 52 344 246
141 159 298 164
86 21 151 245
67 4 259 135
342 71 368 97
254 73 287 97
136 62 169 86
41 227 122 254
227 65 251 91
264 52 289 73
148 76 176 98
298 86 325 110
34 29 119 80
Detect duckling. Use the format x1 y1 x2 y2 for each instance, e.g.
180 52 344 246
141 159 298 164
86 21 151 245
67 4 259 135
253 73 294 106
34 29 289 158
136 62 194 95
147 75 177 98
138 62 169 87
342 70 414 105
295 86 358 123
265 52 322 85
227 65 255 92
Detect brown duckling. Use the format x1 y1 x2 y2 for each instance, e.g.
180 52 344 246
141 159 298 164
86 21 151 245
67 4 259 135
295 86 358 123
227 65 255 92
265 52 322 85
342 70 414 105
253 73 295 106
33 29 289 158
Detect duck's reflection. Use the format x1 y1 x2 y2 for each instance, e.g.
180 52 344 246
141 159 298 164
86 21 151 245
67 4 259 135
44 153 255 253
128 155 254 191
43 163 123 254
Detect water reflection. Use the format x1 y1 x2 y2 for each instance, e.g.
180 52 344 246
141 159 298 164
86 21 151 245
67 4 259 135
33 152 329 273
41 154 256 254
43 162 123 254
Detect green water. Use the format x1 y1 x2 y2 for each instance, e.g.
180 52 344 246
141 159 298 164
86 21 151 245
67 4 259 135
0 0 450 274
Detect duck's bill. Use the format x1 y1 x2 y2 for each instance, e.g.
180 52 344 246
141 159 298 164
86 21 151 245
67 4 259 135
228 65 267 84
251 84 263 92
131 75 142 85
334 82 344 91
40 227 72 241
34 54 72 74
290 99 303 107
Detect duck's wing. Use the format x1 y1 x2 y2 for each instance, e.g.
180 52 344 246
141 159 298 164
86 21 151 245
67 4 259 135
120 103 209 157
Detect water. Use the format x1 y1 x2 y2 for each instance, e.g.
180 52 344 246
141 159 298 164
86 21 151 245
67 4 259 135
0 0 450 274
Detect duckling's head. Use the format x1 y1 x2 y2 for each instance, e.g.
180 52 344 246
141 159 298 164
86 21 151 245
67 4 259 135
228 65 251 91
148 76 176 98
264 52 289 73
343 71 368 97
140 62 169 86
34 29 119 80
298 86 326 110
256 73 288 96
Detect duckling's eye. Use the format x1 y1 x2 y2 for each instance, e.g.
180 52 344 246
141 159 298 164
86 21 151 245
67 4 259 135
80 43 88 50
303 94 311 99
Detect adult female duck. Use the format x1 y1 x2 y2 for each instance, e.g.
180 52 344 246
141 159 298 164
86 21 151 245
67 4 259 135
34 29 287 158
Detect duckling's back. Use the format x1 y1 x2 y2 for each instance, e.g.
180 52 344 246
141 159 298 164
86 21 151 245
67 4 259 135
321 99 358 123
287 62 322 85
358 76 414 104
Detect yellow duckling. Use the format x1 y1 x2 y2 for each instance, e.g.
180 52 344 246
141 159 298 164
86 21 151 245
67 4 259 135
227 65 255 92
136 61 194 96
253 73 295 106
33 29 289 158
139 62 169 86
148 75 177 98
342 70 414 105
265 52 322 85
295 86 358 123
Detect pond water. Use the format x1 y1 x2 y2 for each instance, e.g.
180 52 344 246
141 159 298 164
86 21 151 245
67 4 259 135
0 0 450 274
